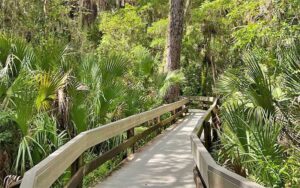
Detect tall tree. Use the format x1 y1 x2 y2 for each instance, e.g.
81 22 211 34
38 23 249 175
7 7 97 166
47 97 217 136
164 0 185 103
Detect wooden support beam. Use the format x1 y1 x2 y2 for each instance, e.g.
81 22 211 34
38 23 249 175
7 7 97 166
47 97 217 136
203 121 212 151
171 110 176 124
20 99 189 188
66 108 187 188
193 166 205 188
70 155 83 188
127 128 135 154
156 116 162 134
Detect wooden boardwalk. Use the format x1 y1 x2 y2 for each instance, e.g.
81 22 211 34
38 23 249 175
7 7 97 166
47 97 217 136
17 97 263 188
95 110 206 188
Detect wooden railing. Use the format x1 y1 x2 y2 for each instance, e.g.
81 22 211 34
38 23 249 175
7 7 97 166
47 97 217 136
190 97 263 188
19 98 189 188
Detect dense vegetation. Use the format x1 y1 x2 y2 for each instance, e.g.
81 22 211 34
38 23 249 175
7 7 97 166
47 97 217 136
0 0 299 187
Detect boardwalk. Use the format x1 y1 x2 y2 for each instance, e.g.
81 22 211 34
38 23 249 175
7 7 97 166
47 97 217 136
95 110 206 188
18 97 263 188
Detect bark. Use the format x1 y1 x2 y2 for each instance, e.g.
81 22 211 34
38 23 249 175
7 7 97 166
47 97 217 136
98 0 109 11
81 0 98 27
116 0 125 8
0 151 8 184
164 0 185 103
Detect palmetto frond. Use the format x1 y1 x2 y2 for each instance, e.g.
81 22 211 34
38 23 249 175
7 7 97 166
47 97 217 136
215 68 241 98
131 46 156 76
35 71 70 111
15 113 66 175
15 136 42 174
159 70 185 97
216 53 275 114
244 54 274 114
0 35 34 102
34 40 70 71
280 42 300 98
8 72 37 136
220 104 284 185
69 87 89 134
33 113 67 151
221 103 251 153
100 54 128 81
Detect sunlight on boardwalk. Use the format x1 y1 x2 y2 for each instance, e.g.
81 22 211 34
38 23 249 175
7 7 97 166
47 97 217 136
94 110 205 188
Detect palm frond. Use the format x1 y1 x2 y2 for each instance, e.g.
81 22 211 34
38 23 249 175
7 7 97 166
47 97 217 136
35 71 70 111
159 70 185 97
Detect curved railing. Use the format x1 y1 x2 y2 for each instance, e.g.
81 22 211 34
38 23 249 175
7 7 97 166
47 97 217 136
190 97 263 188
19 98 189 188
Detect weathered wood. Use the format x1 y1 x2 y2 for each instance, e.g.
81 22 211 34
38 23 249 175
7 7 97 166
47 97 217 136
171 110 176 124
20 99 188 188
193 166 205 188
188 96 214 103
127 128 135 155
156 116 162 134
211 106 221 144
70 155 83 188
203 121 212 151
191 98 263 188
66 108 187 188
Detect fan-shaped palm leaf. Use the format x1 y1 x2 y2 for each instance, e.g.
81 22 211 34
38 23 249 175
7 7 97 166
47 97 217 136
35 71 70 111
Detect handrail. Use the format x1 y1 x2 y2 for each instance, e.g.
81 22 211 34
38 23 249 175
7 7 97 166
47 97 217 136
190 97 263 188
20 98 189 188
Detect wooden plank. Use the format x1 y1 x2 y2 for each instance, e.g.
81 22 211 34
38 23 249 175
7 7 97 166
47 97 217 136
208 165 263 188
203 121 212 151
188 96 215 102
191 98 263 188
192 99 218 136
156 116 162 134
191 134 214 186
20 99 188 188
193 166 205 188
127 128 135 155
70 155 83 188
66 108 187 188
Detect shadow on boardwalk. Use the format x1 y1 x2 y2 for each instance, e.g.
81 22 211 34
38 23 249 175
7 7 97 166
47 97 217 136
94 110 206 188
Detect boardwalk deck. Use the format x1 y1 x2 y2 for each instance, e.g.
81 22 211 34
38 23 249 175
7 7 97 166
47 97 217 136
94 110 206 188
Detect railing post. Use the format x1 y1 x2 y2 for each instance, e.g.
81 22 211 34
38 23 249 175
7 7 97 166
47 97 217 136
127 128 135 154
178 106 184 117
70 155 83 188
203 121 212 151
156 116 162 134
211 105 222 144
171 110 176 124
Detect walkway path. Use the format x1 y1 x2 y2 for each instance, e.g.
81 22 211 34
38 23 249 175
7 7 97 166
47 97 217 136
95 110 205 188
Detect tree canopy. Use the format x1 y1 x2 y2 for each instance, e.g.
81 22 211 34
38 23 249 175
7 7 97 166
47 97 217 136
0 0 299 187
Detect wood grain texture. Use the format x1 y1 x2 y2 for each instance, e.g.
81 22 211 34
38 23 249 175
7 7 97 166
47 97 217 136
66 108 187 188
20 99 188 188
191 98 263 188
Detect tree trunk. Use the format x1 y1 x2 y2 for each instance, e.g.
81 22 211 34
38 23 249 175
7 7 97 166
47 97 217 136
164 0 185 103
81 0 98 27
99 0 109 11
116 0 125 8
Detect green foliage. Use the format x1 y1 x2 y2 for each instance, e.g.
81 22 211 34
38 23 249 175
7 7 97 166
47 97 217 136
0 0 299 187
35 72 70 111
0 0 168 185
217 54 275 115
159 70 185 97
147 19 168 51
98 5 146 56
216 48 300 186
218 101 300 187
